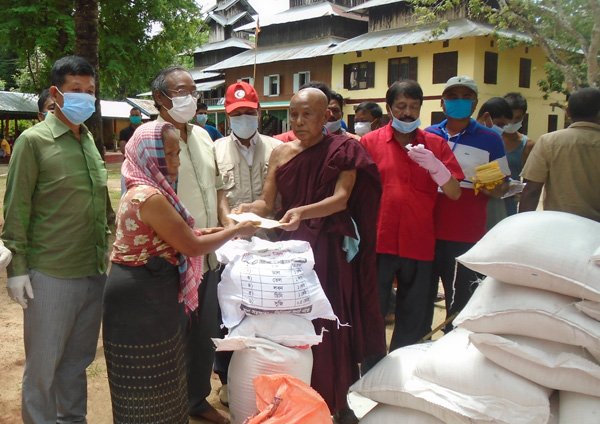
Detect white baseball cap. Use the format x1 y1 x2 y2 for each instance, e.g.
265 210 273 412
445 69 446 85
443 76 478 95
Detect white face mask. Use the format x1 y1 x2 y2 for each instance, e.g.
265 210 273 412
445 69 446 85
324 118 342 133
503 121 523 134
354 121 372 137
229 114 258 139
164 93 197 123
491 124 504 136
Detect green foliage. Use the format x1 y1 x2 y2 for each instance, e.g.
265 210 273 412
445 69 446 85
0 0 207 98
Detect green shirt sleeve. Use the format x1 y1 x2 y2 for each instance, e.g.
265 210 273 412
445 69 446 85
2 133 39 277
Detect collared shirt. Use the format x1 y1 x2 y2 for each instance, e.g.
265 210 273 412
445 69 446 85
426 118 510 243
157 117 223 229
521 121 600 222
361 124 463 260
2 112 108 278
231 131 259 166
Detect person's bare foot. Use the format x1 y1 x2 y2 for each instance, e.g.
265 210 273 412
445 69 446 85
190 404 230 424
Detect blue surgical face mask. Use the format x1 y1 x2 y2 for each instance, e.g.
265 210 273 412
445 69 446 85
130 116 141 125
325 118 342 133
196 114 208 126
391 116 421 134
229 114 258 139
443 99 475 119
56 89 96 124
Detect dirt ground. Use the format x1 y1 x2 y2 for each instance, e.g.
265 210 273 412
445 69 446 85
0 161 446 423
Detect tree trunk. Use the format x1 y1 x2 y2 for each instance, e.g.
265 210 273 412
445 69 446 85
74 0 103 158
74 0 116 225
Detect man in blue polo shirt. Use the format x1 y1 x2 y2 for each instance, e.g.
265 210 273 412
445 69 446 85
425 76 510 331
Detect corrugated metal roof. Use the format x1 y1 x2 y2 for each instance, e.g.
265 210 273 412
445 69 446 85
235 1 366 32
214 0 257 15
100 100 150 119
349 0 405 13
125 98 160 117
204 37 345 71
328 18 531 55
0 91 38 114
193 37 254 54
189 69 223 81
196 79 225 91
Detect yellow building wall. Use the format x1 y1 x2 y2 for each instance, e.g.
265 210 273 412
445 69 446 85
331 36 565 141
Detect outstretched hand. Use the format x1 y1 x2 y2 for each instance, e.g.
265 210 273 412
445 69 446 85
278 208 302 231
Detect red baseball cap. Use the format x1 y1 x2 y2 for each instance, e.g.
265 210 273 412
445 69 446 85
225 81 259 113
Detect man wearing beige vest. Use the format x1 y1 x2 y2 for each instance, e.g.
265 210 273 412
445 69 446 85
216 81 282 236
214 81 282 404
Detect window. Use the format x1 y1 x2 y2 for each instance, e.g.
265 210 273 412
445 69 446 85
547 114 558 132
344 62 375 90
431 112 446 125
433 51 458 84
263 74 280 96
484 52 498 84
238 77 254 86
519 58 531 88
388 57 418 86
293 71 310 93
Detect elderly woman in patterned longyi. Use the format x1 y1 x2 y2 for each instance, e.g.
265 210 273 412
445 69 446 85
102 121 257 424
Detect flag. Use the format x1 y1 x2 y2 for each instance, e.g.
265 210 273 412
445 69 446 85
255 16 260 36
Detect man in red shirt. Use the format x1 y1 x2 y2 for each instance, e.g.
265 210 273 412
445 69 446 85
361 80 464 352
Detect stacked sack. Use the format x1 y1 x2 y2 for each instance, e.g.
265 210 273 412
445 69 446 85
214 237 337 424
352 211 600 423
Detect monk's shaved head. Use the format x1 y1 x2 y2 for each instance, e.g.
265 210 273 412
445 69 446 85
289 87 331 145
291 87 329 113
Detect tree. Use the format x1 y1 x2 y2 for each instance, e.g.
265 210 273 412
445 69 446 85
411 0 600 95
0 0 204 98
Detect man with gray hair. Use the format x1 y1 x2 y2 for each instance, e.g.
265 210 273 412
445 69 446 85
151 66 230 424
520 87 600 221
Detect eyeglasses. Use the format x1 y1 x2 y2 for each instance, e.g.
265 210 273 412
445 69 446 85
165 89 200 99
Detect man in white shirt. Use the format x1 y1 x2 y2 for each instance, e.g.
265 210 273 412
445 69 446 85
151 65 229 424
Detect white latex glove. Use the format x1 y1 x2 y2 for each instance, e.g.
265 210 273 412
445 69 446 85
7 275 34 309
407 144 452 187
0 241 12 270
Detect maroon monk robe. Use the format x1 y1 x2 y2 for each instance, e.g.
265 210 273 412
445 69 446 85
275 133 386 413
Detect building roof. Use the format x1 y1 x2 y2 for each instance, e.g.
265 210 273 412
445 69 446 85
328 18 531 55
196 79 226 92
204 37 346 71
213 0 257 15
206 10 253 27
189 69 223 81
235 1 367 32
0 91 38 116
125 98 160 117
193 37 254 54
349 0 406 14
100 100 150 119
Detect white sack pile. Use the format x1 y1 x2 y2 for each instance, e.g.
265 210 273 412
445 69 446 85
213 238 335 424
353 211 600 423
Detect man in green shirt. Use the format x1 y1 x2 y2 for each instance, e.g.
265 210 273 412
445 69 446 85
2 55 108 424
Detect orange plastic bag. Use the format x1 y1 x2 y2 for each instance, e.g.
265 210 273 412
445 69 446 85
243 374 332 424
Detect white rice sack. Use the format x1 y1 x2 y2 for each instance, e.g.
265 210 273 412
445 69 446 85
593 245 600 265
351 341 541 424
576 300 600 321
227 337 313 424
457 211 600 301
558 391 600 423
359 404 444 424
213 314 322 351
216 237 337 328
454 277 600 361
407 328 552 424
469 333 600 396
